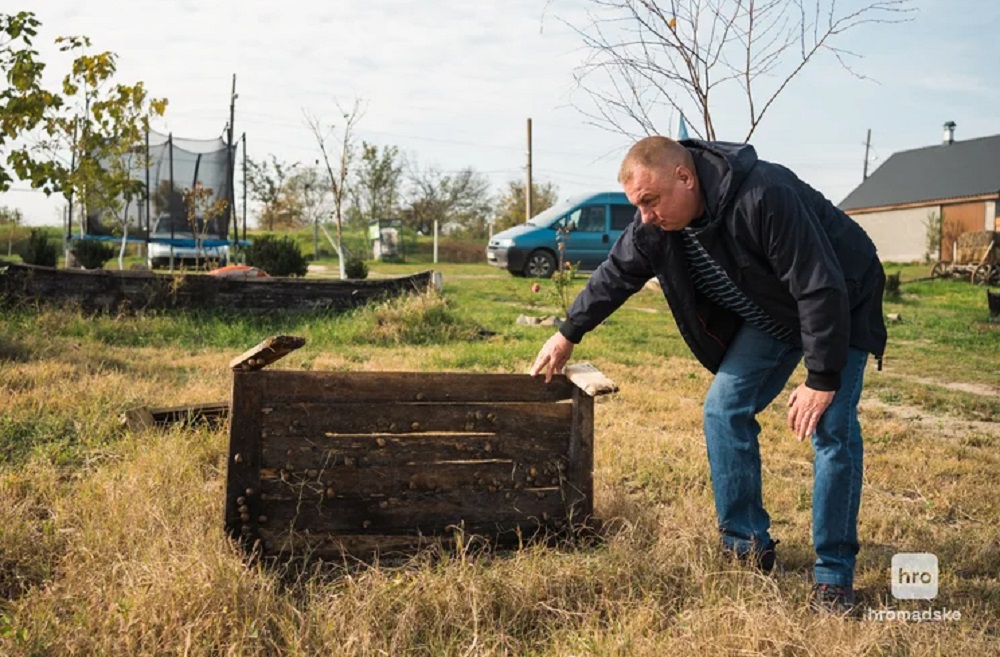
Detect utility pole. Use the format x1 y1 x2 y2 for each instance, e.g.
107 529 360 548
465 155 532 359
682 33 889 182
863 129 871 181
241 133 247 244
227 74 238 251
525 118 533 222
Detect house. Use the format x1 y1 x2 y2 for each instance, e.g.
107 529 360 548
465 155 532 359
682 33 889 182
839 123 1000 262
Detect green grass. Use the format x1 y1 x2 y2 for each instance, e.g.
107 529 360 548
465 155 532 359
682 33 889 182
0 262 998 655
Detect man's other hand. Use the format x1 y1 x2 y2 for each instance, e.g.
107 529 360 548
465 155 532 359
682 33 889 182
530 332 574 383
787 384 835 441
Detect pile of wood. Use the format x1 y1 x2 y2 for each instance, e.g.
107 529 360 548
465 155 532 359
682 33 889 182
956 231 999 265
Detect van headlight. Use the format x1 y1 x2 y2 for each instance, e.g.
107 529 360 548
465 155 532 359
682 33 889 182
492 239 514 248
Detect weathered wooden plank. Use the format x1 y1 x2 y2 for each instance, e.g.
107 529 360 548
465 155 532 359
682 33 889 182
262 430 570 470
0 263 433 313
566 389 595 523
259 488 566 534
120 401 229 431
256 523 548 560
261 401 572 438
257 529 441 559
258 458 566 499
229 335 306 372
256 370 576 404
224 372 264 547
564 363 619 397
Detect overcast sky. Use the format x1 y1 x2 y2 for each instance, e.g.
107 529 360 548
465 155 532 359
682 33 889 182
5 0 1000 226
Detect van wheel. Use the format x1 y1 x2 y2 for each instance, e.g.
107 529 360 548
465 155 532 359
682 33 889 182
524 250 556 278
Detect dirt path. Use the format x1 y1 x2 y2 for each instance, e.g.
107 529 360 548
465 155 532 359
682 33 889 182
862 399 1000 440
886 373 999 398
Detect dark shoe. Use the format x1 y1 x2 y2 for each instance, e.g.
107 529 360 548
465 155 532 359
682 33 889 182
810 583 856 614
724 539 779 574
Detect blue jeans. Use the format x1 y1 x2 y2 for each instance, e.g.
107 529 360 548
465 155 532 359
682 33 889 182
703 324 868 587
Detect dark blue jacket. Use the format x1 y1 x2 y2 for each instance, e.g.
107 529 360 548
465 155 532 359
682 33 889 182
559 140 887 391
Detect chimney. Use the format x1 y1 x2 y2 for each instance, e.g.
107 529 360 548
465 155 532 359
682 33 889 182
943 121 957 145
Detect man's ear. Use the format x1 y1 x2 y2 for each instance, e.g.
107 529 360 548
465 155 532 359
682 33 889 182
675 165 697 190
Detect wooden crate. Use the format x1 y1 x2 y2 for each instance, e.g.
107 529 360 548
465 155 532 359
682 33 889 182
224 337 616 561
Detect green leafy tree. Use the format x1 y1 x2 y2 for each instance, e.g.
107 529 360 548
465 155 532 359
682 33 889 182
286 167 331 229
351 141 403 225
1 13 167 268
493 180 559 232
48 35 167 269
0 11 63 193
245 155 300 230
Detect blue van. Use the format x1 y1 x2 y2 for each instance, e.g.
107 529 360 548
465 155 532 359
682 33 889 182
486 192 637 277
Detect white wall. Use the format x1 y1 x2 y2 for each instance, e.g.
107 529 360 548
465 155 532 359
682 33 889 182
849 206 937 263
985 201 996 230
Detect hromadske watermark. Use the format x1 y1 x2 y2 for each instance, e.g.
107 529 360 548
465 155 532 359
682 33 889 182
891 552 938 599
866 608 962 622
865 552 962 623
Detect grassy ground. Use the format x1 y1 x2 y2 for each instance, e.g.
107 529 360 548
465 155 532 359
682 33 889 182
0 262 998 655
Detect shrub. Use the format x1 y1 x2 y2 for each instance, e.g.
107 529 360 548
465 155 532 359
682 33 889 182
245 234 308 277
71 239 115 270
21 229 58 267
344 255 369 280
884 271 901 299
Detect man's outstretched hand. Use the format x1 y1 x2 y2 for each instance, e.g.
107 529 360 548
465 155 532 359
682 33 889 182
530 332 575 383
787 383 836 441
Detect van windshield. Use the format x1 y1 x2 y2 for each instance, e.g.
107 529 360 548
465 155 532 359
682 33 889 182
525 197 584 228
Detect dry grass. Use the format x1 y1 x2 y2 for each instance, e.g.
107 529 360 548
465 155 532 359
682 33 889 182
1 276 998 655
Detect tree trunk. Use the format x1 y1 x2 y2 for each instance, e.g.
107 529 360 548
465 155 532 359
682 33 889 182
118 223 128 271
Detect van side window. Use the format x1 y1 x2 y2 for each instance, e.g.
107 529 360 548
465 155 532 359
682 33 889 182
611 204 638 230
568 205 606 233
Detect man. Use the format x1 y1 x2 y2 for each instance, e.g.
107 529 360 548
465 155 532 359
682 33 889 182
530 136 886 613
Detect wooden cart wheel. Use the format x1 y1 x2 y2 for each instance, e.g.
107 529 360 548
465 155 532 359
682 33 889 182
971 263 992 285
930 261 947 279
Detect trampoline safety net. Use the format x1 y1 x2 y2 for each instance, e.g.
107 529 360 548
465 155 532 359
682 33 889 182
86 129 233 240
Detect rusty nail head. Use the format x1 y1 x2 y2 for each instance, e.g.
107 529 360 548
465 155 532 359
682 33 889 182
234 453 244 464
245 488 255 497
236 496 246 505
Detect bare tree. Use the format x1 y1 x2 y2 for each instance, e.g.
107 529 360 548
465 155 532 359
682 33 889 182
402 165 493 238
569 0 912 142
305 100 365 279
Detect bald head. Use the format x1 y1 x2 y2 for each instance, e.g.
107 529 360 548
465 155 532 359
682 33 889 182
619 135 704 232
618 136 694 185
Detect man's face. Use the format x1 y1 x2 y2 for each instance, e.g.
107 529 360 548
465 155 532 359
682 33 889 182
623 164 702 231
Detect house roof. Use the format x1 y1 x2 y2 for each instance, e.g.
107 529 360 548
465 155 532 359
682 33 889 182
839 133 1000 211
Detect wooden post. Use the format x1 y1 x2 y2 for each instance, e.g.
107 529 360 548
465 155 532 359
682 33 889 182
224 371 264 550
566 388 594 524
